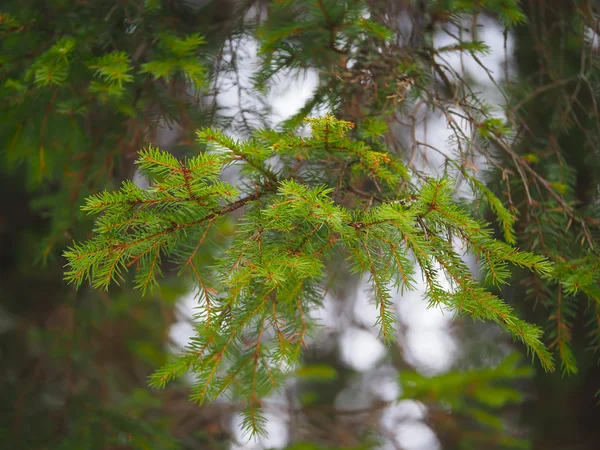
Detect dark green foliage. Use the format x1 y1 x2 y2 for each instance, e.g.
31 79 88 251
1 1 237 448
0 0 216 259
494 1 600 381
401 354 532 449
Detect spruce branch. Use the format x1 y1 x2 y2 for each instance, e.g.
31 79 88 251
64 116 558 435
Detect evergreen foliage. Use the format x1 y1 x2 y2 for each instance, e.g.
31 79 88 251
66 116 555 434
496 1 600 380
0 1 217 259
3 0 600 447
401 353 533 449
249 0 600 384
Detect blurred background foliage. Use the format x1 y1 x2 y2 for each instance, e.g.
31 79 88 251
2 0 600 449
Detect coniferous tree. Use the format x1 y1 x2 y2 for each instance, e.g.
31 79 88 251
3 0 600 449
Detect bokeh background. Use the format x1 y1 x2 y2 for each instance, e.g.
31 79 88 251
2 1 600 449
